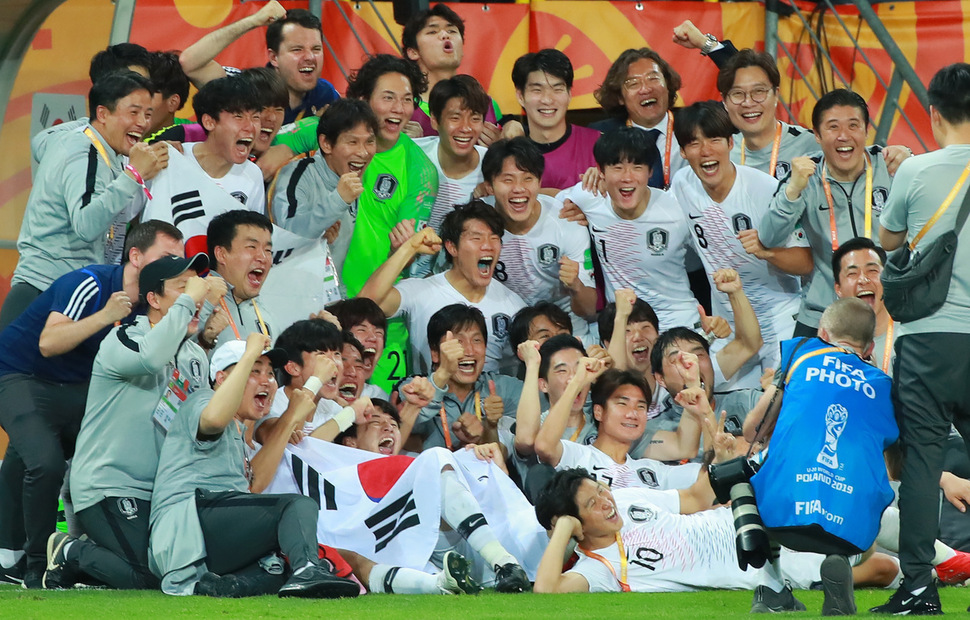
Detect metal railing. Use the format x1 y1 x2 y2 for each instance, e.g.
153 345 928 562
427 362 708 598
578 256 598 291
765 0 930 151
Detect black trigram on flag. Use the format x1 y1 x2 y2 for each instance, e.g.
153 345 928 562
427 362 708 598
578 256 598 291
172 190 205 228
364 491 420 552
291 455 337 511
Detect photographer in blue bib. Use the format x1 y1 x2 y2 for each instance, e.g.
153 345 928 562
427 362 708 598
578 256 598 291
734 297 898 615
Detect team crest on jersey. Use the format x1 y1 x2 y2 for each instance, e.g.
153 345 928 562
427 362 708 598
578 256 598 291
637 467 660 488
646 228 669 255
628 504 657 523
492 314 511 340
373 174 399 200
117 497 139 518
732 214 753 234
537 243 560 266
230 191 248 205
872 187 889 213
774 161 791 179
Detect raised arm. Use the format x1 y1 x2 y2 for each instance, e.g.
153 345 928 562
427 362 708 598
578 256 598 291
179 0 287 87
513 340 543 456
607 288 636 371
358 227 441 316
641 352 709 461
250 385 316 493
759 156 817 248
712 269 763 381
199 332 269 436
398 376 436 452
534 516 591 594
535 357 605 467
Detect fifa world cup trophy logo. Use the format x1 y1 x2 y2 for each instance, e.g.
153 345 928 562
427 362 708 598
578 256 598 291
817 404 848 469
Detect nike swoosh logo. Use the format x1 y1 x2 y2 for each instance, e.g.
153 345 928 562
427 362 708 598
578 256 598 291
591 225 607 233
900 597 914 605
688 213 703 219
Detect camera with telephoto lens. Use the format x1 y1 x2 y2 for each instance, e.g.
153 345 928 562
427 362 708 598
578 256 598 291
708 456 771 570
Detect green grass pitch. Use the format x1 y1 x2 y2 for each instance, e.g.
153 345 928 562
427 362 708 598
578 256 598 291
1 586 968 619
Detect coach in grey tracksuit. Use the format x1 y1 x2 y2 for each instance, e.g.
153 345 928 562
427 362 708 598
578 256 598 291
65 254 210 589
3 73 167 328
760 145 893 334
271 99 380 273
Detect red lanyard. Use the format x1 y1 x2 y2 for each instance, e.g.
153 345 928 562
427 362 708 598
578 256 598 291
740 121 782 178
822 153 873 250
579 533 630 592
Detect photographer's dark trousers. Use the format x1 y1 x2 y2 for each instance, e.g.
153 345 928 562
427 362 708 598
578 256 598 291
894 333 970 589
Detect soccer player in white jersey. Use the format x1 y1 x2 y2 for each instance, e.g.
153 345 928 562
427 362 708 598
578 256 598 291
483 137 597 340
533 363 711 491
558 127 699 332
670 101 811 386
414 76 489 232
360 201 526 374
146 77 266 242
531 468 829 605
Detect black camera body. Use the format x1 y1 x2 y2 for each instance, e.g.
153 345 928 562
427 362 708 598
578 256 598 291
708 457 771 570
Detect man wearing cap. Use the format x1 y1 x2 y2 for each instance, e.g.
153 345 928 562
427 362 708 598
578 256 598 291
147 333 360 598
45 252 215 590
0 220 184 588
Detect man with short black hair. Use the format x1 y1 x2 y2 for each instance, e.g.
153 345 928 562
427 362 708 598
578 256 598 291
831 237 894 375
484 137 596 342
328 298 390 400
410 304 523 451
760 89 908 337
146 51 192 138
510 49 599 190
201 211 277 350
4 72 169 327
400 3 502 142
179 2 339 124
415 75 490 233
670 101 808 387
360 201 526 375
559 128 698 331
142 77 265 243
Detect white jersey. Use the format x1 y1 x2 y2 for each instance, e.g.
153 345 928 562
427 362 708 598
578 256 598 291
182 143 266 213
488 194 595 339
670 165 805 384
261 388 343 435
569 488 822 592
558 184 699 331
415 137 486 231
557 440 702 490
394 272 527 375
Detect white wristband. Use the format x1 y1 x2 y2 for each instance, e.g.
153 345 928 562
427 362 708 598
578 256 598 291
303 376 324 396
334 406 356 432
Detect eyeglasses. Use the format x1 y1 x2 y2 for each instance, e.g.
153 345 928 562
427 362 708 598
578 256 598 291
622 72 665 91
726 87 773 105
